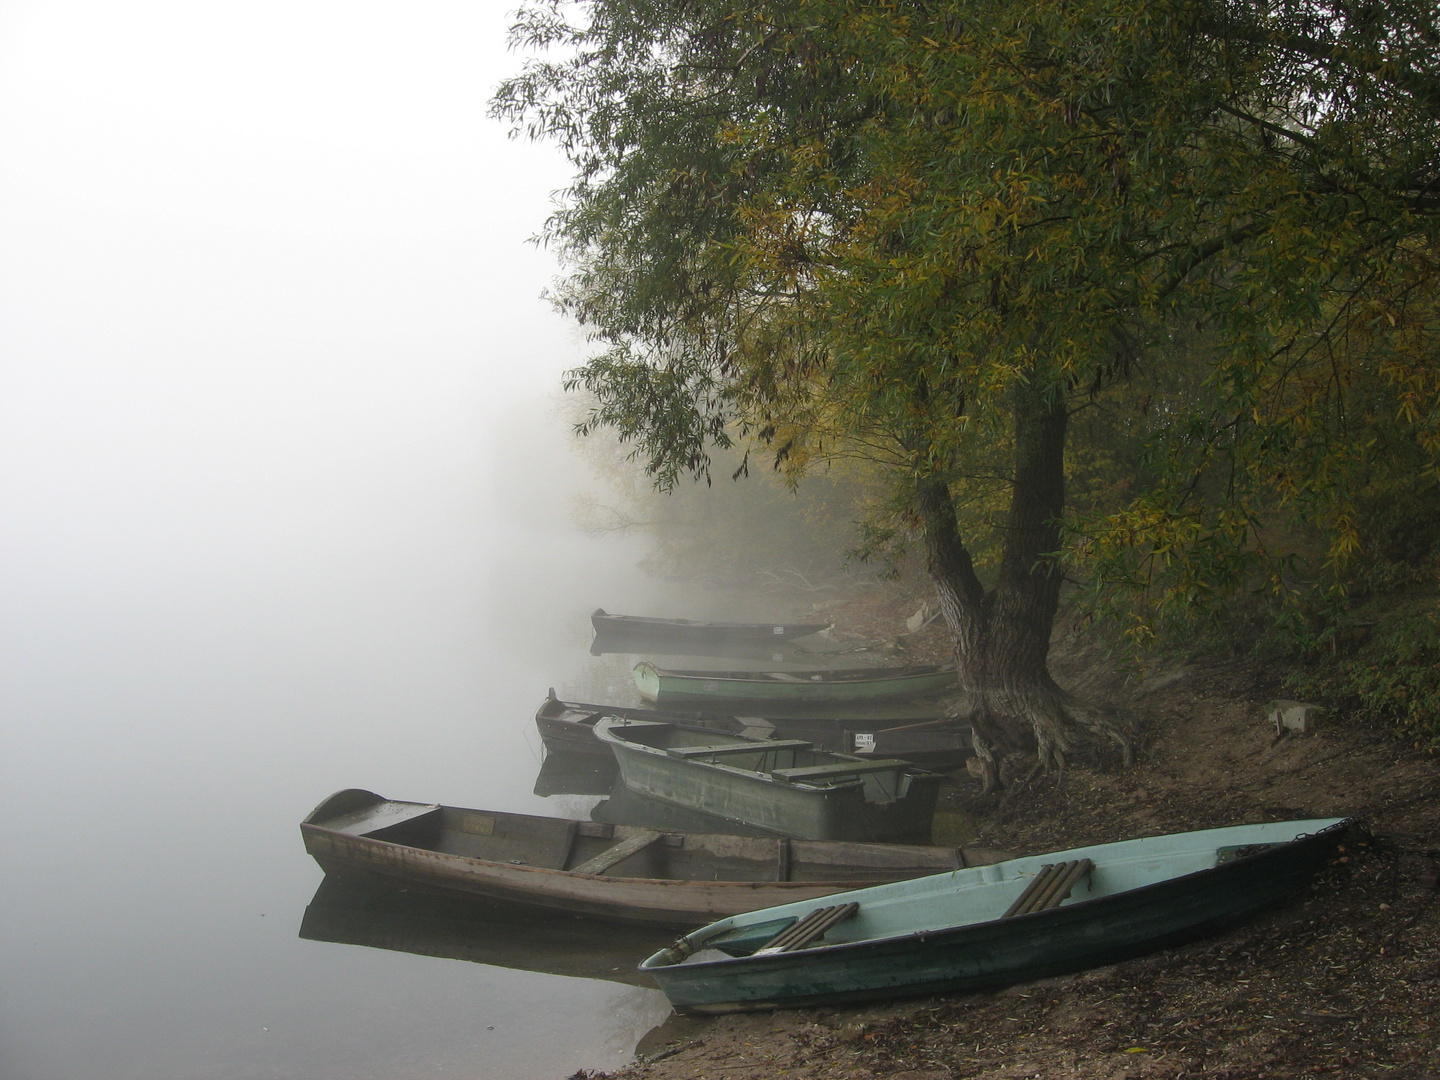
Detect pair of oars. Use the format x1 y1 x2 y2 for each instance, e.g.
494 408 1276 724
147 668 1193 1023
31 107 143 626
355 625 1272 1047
1002 858 1094 918
756 901 861 954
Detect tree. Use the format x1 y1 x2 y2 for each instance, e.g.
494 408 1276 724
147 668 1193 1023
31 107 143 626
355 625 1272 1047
494 0 1440 787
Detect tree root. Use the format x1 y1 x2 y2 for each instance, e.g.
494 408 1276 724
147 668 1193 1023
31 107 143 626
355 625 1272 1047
967 680 1133 792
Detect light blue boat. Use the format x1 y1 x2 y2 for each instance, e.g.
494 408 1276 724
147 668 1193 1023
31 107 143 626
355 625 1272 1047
640 817 1352 1013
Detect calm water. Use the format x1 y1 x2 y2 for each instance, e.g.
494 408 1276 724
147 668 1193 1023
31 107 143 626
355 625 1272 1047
0 463 808 1078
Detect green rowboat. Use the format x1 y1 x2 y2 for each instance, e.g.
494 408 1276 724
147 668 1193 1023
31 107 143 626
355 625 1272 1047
640 817 1352 1012
633 661 957 707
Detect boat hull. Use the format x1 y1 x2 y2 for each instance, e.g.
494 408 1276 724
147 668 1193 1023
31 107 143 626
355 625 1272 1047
641 820 1350 1012
634 661 958 707
595 719 943 843
591 609 829 649
536 693 971 771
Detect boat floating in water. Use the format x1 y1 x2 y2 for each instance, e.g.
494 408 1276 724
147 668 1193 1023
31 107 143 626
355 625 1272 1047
640 817 1352 1013
301 789 1009 927
534 691 971 772
592 717 944 842
633 661 958 708
590 609 830 658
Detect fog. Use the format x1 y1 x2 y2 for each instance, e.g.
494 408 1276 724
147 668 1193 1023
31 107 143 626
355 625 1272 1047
0 3 687 1077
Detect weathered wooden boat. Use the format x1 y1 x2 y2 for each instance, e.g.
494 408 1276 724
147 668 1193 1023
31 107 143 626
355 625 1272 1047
640 817 1352 1013
592 717 944 842
591 609 830 656
633 661 957 708
300 874 671 987
301 789 1012 927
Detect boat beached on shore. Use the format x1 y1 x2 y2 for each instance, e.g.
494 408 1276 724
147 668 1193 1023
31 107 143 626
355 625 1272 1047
640 817 1353 1012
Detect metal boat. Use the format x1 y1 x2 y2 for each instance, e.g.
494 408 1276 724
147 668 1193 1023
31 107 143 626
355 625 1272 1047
592 717 943 842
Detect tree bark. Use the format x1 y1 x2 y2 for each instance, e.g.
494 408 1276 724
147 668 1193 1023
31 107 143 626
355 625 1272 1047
917 377 1130 790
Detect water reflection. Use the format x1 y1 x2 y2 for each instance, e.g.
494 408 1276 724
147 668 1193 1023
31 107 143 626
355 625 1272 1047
533 750 618 796
300 876 672 987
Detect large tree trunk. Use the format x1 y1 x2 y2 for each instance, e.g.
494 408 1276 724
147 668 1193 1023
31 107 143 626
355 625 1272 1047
918 379 1130 790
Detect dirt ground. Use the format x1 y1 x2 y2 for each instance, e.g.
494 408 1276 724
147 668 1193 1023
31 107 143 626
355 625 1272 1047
580 590 1440 1080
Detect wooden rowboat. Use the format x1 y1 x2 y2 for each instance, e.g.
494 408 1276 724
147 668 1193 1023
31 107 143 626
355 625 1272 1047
640 817 1352 1013
590 609 830 657
592 717 943 842
633 661 957 708
301 789 1012 928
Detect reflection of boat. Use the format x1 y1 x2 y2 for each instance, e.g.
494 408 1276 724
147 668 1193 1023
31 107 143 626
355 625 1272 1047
536 692 972 773
532 749 618 796
302 789 1004 927
299 875 668 987
591 609 829 657
593 718 943 842
634 661 957 707
642 817 1352 1014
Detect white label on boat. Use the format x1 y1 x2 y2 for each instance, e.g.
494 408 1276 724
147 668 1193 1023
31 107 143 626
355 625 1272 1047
702 680 719 692
773 626 784 634
460 815 495 835
854 733 876 753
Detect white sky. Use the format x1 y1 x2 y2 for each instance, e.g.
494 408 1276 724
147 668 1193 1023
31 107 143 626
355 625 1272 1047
0 0 585 601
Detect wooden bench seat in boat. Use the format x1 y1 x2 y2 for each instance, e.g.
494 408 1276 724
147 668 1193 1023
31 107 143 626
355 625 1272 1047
1002 858 1093 918
667 739 813 758
770 760 911 783
569 829 665 876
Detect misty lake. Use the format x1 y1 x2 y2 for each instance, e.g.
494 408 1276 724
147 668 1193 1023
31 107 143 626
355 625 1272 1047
0 428 796 1080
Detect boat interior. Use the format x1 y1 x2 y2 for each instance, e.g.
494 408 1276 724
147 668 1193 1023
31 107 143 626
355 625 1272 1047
308 792 963 884
665 818 1349 961
605 720 921 799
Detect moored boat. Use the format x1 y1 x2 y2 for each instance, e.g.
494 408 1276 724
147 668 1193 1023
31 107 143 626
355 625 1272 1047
633 661 958 707
640 817 1352 1013
592 717 944 842
301 789 1012 927
591 609 830 654
534 690 743 760
535 692 973 773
